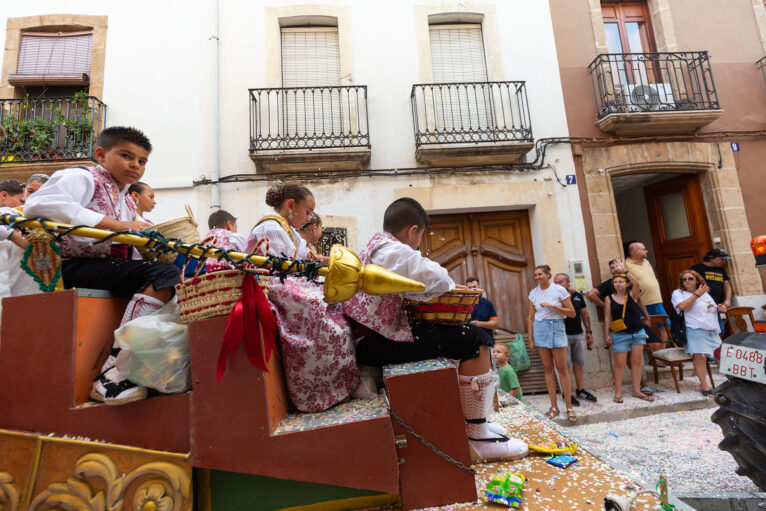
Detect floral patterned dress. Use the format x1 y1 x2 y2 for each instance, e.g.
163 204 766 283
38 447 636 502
253 215 359 412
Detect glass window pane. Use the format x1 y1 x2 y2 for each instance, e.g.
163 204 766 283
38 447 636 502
604 23 623 53
659 192 691 240
625 22 646 53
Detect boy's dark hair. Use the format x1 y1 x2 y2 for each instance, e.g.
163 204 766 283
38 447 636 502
97 126 153 153
383 198 429 233
208 209 237 230
466 277 479 284
128 182 150 195
0 180 24 195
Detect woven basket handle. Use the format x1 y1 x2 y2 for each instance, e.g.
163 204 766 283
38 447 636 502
185 204 197 227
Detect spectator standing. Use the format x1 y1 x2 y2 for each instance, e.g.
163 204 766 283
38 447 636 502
527 264 577 423
492 343 526 404
586 258 656 395
466 277 499 344
604 273 654 403
671 270 721 397
554 273 597 405
691 249 732 334
624 241 669 351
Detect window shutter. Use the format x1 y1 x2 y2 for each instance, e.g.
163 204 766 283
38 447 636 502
428 24 492 135
280 27 342 144
429 24 488 82
281 28 340 87
9 31 92 86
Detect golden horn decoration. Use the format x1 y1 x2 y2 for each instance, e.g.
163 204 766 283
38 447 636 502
0 215 425 302
324 245 425 303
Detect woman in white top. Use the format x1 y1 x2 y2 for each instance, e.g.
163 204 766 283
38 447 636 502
527 264 577 422
128 181 156 225
246 181 313 259
671 269 721 397
248 182 358 412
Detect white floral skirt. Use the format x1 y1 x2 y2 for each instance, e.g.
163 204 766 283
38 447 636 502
267 276 359 412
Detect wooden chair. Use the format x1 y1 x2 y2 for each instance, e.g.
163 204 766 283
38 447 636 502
645 314 715 393
726 306 755 336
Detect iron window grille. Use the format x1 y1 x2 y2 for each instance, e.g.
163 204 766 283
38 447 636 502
588 52 720 118
410 81 532 147
319 227 347 256
249 86 370 152
0 94 105 163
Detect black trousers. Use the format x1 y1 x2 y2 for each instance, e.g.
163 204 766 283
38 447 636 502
62 258 180 298
356 321 493 366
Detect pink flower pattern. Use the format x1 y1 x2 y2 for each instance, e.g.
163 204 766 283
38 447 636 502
60 165 136 259
342 232 413 343
268 275 359 412
202 228 238 272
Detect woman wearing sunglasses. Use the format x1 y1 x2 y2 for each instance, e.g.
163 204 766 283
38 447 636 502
671 269 721 397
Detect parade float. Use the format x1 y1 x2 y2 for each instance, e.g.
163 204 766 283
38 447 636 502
0 213 677 511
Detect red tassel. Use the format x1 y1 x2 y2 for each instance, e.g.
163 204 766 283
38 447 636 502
217 274 278 382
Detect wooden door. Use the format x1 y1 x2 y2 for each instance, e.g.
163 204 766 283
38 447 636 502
602 2 659 87
420 211 534 333
645 174 712 309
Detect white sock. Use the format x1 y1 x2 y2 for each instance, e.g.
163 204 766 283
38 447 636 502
459 371 528 462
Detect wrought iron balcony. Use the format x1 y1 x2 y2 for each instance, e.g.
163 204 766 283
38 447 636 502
248 86 370 173
411 81 532 146
758 56 766 84
249 86 369 151
588 52 722 134
0 94 105 163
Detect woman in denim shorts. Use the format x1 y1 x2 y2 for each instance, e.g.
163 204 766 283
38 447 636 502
671 270 721 397
527 265 577 422
604 274 654 403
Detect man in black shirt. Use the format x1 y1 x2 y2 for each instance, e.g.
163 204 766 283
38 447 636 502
554 273 597 405
691 248 732 334
466 277 499 344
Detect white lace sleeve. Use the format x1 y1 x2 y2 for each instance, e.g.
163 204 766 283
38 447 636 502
247 220 299 257
370 242 455 300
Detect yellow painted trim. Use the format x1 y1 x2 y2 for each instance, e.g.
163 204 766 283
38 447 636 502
0 428 190 460
277 493 400 511
20 436 42 511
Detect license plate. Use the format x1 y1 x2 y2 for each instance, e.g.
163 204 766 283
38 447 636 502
719 343 766 384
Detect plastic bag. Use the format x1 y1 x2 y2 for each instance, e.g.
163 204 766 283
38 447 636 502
115 298 191 394
508 333 530 372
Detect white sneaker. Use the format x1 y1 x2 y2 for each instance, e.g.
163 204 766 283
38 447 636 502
487 422 508 436
468 436 529 463
90 367 147 406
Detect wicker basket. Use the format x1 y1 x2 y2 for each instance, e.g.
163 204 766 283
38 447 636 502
407 289 483 325
140 204 201 262
175 269 268 324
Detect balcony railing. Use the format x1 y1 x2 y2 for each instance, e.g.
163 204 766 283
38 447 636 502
758 56 766 84
0 94 105 163
411 81 532 148
588 52 720 117
249 86 369 152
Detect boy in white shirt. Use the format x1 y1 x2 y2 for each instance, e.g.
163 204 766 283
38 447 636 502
24 127 180 406
345 198 528 462
202 209 247 271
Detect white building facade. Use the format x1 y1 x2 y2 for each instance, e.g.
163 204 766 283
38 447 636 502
1 1 611 385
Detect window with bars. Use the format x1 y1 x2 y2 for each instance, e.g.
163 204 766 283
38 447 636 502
280 27 341 141
428 24 492 132
8 31 93 87
319 227 348 256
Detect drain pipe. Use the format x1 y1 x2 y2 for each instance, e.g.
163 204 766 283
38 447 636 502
209 0 221 210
